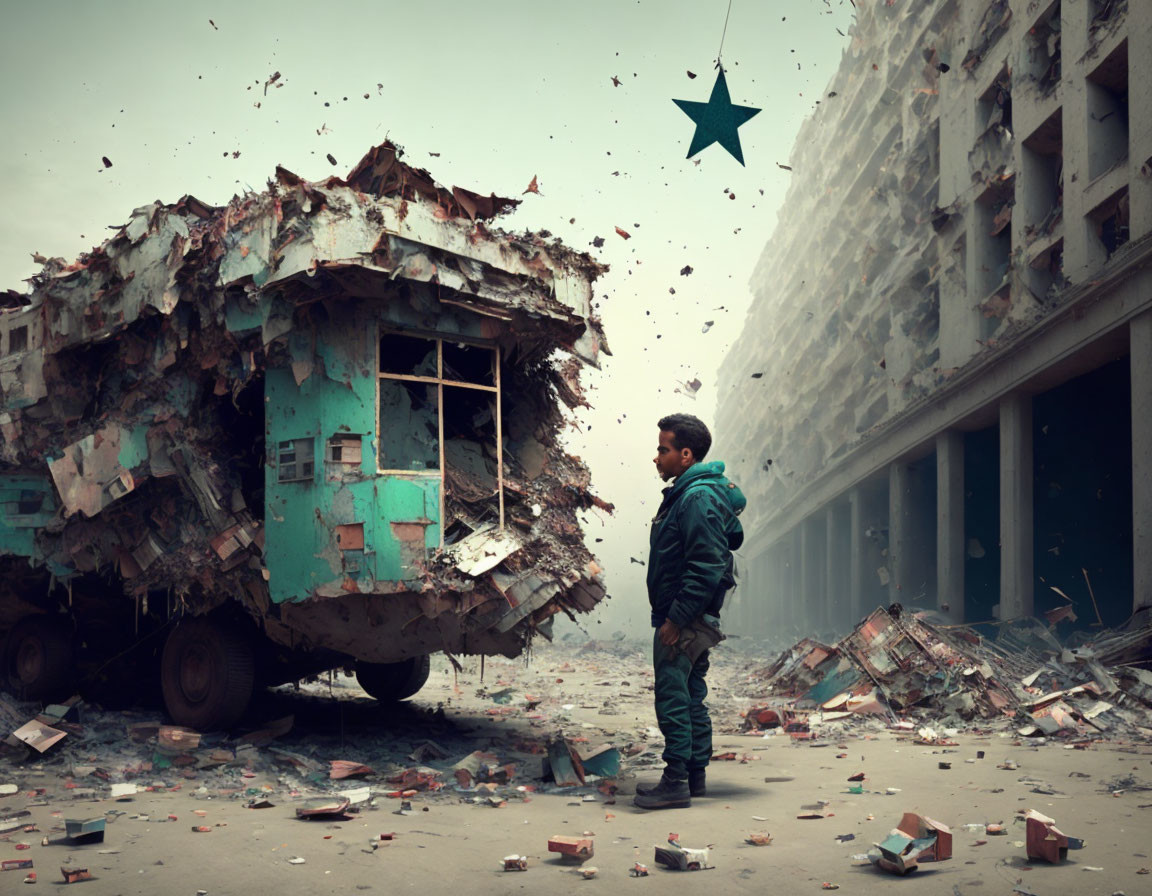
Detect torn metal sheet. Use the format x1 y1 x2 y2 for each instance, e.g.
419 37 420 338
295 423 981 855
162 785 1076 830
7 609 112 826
451 526 523 577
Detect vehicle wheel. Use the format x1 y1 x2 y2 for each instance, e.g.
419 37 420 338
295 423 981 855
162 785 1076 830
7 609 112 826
161 617 254 730
355 655 431 702
3 615 74 702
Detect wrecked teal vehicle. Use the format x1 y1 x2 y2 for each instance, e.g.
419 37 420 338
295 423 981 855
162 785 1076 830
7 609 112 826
0 142 609 729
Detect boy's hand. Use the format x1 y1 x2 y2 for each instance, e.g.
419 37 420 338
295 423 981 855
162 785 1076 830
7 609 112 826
658 619 681 646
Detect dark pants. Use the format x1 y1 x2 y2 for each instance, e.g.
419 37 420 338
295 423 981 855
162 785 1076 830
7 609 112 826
652 629 712 781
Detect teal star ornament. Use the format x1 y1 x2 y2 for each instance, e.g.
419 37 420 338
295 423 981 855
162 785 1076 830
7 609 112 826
673 68 761 165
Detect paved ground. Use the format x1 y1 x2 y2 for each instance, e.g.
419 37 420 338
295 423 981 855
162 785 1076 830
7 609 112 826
2 639 1150 895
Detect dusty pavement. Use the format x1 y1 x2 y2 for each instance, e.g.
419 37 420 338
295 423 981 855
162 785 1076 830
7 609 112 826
2 637 1151 895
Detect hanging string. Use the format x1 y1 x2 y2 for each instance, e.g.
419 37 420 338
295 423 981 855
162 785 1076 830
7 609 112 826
715 0 734 70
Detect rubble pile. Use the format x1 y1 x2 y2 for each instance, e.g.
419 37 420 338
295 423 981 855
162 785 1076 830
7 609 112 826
743 604 1152 739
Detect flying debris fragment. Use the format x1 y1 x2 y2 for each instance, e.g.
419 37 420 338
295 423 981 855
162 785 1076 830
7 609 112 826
680 265 693 276
326 153 337 166
776 163 793 171
101 156 112 168
701 321 714 333
523 176 540 195
264 71 281 95
614 226 631 239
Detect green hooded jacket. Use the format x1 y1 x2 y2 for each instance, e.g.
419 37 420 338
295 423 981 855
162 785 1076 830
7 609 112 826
646 460 746 628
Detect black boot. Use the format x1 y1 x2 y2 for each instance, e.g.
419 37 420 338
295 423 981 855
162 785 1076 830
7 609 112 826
633 774 691 810
637 769 705 798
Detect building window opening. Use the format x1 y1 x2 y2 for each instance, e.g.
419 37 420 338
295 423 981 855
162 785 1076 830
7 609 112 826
962 0 1012 72
277 438 315 483
977 68 1012 135
1089 187 1130 261
974 177 1014 336
1086 40 1128 180
443 341 496 387
1022 109 1063 244
377 381 440 471
1025 2 1060 95
7 325 28 355
378 332 504 537
1027 238 1066 303
379 333 437 378
1090 0 1126 36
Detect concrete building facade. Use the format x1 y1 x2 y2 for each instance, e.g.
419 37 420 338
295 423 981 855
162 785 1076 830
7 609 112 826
715 0 1150 640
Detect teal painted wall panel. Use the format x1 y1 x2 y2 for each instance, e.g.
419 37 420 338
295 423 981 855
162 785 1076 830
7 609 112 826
264 305 445 603
0 474 57 559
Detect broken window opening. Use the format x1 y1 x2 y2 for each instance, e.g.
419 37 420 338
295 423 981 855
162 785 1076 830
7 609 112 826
977 68 1012 136
442 341 496 387
1022 109 1064 244
1089 188 1130 261
379 333 437 378
7 325 28 355
377 380 440 471
1086 40 1129 180
962 0 1011 72
277 438 315 483
973 176 1015 336
378 332 504 541
1090 0 1126 35
1025 2 1061 95
1027 238 1066 303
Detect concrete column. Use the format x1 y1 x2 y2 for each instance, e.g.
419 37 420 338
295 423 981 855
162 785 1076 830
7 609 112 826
849 487 865 624
999 394 1034 620
788 531 804 640
1060 0 1094 281
936 430 966 622
774 543 788 637
799 521 815 635
825 508 837 633
1130 11 1152 242
889 463 913 603
826 503 851 634
1133 313 1152 611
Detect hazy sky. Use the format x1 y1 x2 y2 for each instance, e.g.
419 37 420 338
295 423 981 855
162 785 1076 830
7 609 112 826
0 0 854 633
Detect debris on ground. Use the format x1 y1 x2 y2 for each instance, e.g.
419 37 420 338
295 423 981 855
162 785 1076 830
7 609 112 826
740 603 1152 737
654 840 713 871
548 835 595 862
1024 809 1085 863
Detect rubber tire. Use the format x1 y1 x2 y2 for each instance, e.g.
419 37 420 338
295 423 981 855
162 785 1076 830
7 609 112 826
356 655 431 703
161 618 254 731
3 615 74 702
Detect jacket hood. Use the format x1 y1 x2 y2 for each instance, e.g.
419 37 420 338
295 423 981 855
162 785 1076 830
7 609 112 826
670 460 747 516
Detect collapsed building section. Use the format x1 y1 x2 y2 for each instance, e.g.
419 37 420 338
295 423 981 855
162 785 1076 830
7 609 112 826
0 141 611 728
716 0 1152 642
